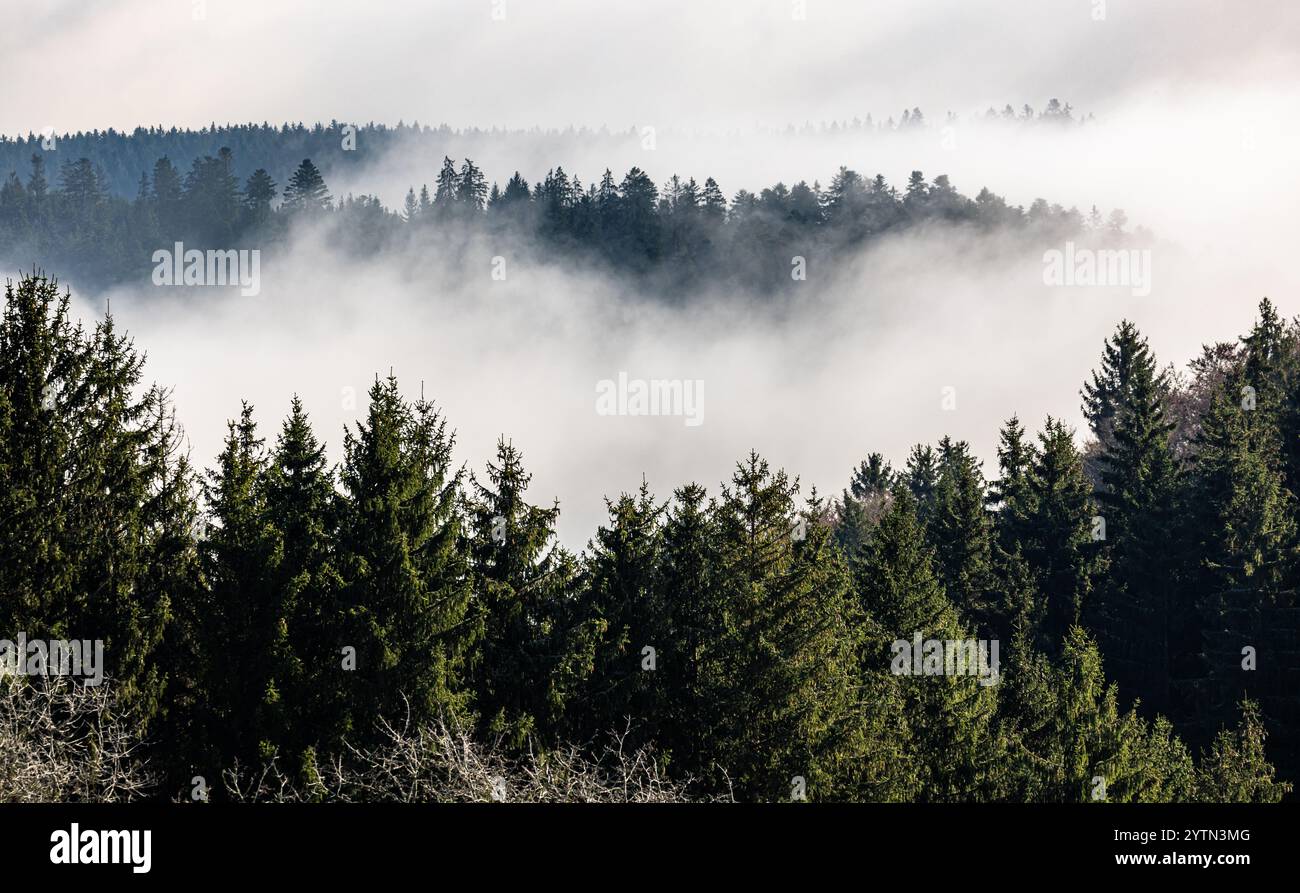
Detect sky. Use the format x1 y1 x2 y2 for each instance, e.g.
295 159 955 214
5 0 1300 546
2 0 1296 135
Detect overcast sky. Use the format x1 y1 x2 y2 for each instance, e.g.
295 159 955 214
3 0 1296 135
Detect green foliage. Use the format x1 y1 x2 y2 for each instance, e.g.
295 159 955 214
1003 626 1195 802
855 489 1007 801
338 378 476 741
1 271 1296 802
1085 321 1182 716
0 274 183 727
1195 700 1293 802
466 438 597 746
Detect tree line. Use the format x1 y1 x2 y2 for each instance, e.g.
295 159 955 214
0 271 1291 802
0 141 1136 293
0 105 1087 199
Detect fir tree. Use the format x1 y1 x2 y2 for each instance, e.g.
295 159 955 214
466 438 597 746
854 488 1007 801
1088 322 1182 716
573 481 667 748
338 378 476 740
281 158 331 212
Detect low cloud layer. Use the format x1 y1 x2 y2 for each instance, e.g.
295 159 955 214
6 1 1298 547
46 92 1296 547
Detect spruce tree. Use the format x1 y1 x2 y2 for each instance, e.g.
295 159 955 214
853 487 1007 801
242 169 277 228
198 404 289 772
338 377 476 740
904 444 939 524
466 438 597 746
1002 626 1195 802
264 396 346 761
705 453 887 801
1194 700 1293 802
0 275 185 731
1085 322 1182 716
573 482 667 748
1020 419 1101 653
928 438 996 633
650 483 718 778
281 158 331 212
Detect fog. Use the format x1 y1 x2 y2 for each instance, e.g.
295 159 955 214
6 1 1300 547
4 0 1296 134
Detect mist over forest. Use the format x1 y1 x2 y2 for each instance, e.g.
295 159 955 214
3 93 1294 549
2 0 1300 825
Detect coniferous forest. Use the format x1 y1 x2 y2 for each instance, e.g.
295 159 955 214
8 2 1300 880
1 259 1295 803
0 116 1137 296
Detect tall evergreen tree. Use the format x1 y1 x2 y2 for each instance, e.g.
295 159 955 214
1085 322 1182 717
466 438 596 746
196 404 289 773
281 158 331 212
264 397 346 763
573 482 667 747
705 454 892 800
853 488 1007 801
338 378 476 741
928 438 996 633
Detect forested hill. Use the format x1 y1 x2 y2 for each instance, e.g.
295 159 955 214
0 271 1293 802
0 104 1087 199
0 118 1132 295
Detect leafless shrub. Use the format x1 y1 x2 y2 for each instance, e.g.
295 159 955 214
224 715 718 803
0 676 156 802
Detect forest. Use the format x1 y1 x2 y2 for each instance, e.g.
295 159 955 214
1 269 1295 803
0 103 1087 197
0 111 1128 295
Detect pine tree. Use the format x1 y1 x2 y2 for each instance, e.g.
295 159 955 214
67 312 177 724
705 453 891 800
198 404 289 773
651 483 717 777
1086 322 1182 717
853 487 1007 801
989 416 1033 519
242 169 277 227
928 438 996 633
182 150 242 242
1081 320 1164 451
573 481 666 747
338 377 476 741
400 187 419 223
456 159 488 211
281 158 331 212
433 156 459 215
27 153 48 202
467 438 597 746
264 396 347 762
834 453 894 559
1189 356 1298 767
1002 626 1195 802
1020 419 1101 653
0 275 185 731
1194 700 1293 802
905 444 940 524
